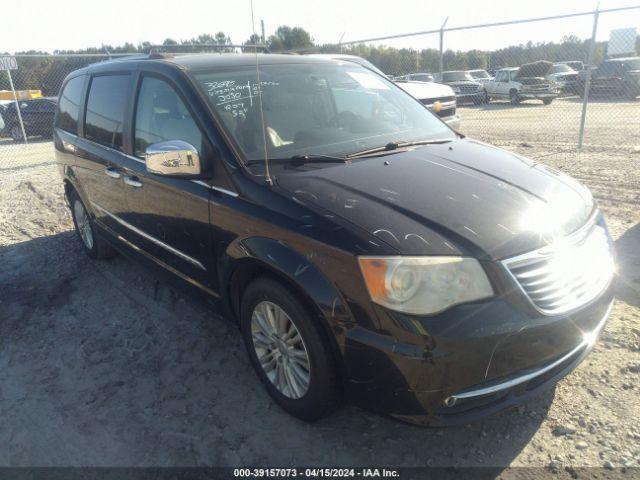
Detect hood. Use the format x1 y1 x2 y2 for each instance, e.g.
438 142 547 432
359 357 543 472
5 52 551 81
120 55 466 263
396 81 455 100
275 139 594 260
516 61 553 79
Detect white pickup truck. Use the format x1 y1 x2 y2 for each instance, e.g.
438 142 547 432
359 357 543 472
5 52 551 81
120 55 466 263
485 62 560 105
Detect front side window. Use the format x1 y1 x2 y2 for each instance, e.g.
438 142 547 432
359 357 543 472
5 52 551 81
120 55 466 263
193 63 454 173
134 76 203 157
495 71 506 82
84 74 130 150
56 75 84 133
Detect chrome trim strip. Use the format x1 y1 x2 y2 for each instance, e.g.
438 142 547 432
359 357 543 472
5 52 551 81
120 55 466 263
448 301 613 402
102 226 219 298
91 202 206 271
192 180 239 198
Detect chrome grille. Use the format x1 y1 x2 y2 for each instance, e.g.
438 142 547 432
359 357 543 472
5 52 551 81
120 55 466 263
458 84 480 94
503 222 614 315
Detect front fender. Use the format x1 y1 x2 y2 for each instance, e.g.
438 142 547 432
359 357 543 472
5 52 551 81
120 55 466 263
221 236 353 348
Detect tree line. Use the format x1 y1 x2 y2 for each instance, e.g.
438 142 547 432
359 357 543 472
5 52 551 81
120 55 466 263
2 26 638 96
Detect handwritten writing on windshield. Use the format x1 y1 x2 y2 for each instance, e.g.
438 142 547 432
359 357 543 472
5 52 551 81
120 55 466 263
203 80 280 118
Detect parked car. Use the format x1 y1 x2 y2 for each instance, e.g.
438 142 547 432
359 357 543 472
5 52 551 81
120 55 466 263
0 97 57 141
56 54 615 426
435 70 486 104
396 72 435 83
546 63 579 94
485 62 559 105
394 80 460 130
467 69 494 85
577 57 640 99
0 100 11 133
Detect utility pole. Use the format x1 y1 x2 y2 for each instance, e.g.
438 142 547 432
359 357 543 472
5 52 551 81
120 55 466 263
439 17 449 78
578 3 600 148
260 20 265 44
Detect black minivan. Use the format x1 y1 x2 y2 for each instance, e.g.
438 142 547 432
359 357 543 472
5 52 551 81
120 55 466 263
55 54 615 426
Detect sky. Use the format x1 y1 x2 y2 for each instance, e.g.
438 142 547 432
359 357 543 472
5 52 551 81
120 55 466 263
1 0 639 54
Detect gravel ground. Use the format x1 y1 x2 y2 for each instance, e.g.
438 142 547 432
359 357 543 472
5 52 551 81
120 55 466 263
0 99 639 470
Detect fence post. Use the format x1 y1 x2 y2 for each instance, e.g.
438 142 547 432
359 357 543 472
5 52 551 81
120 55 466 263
578 6 600 149
5 65 29 144
439 17 449 77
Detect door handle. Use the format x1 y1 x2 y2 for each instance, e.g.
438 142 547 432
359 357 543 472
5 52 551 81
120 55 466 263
105 167 121 179
124 176 143 188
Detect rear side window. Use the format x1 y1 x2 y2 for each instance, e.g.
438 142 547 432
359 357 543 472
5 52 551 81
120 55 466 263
133 76 203 157
56 76 84 133
84 74 130 150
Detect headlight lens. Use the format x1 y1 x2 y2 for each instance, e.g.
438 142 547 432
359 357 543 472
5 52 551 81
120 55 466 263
358 256 494 315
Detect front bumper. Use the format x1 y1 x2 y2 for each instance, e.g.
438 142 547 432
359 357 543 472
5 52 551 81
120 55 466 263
455 91 485 102
519 91 558 99
342 278 614 426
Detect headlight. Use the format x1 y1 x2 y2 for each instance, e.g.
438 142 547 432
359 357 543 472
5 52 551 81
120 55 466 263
358 256 493 315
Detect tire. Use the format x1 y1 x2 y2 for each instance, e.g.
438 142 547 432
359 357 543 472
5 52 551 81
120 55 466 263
68 189 116 260
10 125 24 142
509 90 520 105
240 277 341 421
542 98 554 105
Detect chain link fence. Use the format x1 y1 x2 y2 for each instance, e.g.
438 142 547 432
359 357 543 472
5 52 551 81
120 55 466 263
1 7 639 174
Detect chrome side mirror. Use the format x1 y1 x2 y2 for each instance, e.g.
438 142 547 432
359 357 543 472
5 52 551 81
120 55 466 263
144 140 201 177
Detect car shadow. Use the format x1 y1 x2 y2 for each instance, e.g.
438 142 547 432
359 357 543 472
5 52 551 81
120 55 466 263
0 231 550 468
614 222 640 309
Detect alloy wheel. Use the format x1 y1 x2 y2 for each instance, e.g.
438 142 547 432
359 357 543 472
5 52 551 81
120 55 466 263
250 300 311 399
73 199 94 250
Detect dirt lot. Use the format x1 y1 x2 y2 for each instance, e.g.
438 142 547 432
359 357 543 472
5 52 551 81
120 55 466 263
0 99 639 471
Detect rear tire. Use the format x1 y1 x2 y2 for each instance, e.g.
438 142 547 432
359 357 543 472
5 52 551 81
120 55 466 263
240 277 341 421
68 189 115 260
542 98 553 105
10 125 24 142
509 90 520 105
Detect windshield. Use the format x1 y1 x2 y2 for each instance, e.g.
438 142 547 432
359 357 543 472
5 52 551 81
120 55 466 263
193 63 454 172
469 70 490 79
549 64 575 74
442 71 474 82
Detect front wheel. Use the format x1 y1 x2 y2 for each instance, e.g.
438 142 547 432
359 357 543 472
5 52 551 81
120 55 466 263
509 90 520 105
68 189 115 259
542 98 554 105
240 277 341 421
10 125 24 142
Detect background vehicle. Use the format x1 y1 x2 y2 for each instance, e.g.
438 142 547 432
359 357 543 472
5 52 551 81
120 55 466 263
467 69 494 85
577 57 640 99
395 80 460 129
0 100 11 133
485 62 559 105
546 63 579 94
435 70 486 104
0 97 57 141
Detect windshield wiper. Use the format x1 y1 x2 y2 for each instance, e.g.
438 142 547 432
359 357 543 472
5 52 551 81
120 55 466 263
246 154 349 166
346 139 454 159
